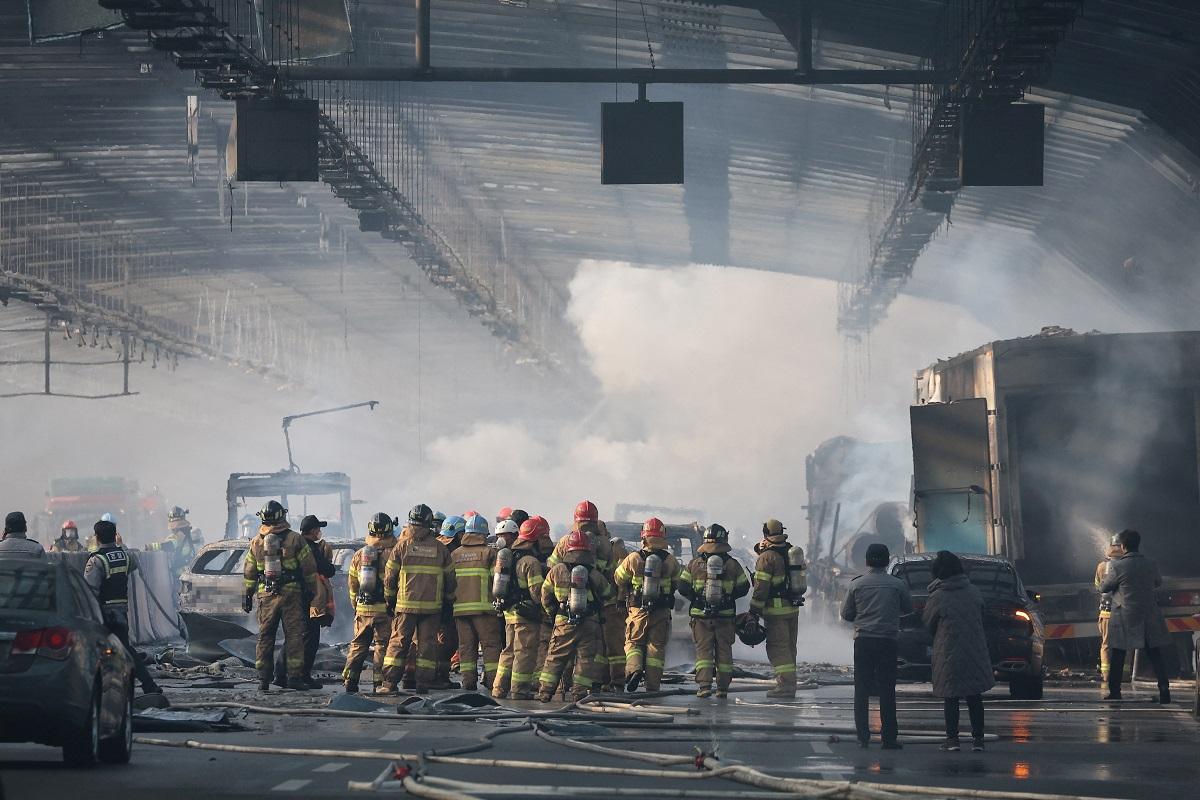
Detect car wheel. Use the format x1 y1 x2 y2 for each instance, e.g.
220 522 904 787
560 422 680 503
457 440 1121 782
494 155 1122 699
63 682 100 767
99 682 133 764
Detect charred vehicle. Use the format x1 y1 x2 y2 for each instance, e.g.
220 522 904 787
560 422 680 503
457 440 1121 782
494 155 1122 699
891 553 1045 699
911 330 1200 673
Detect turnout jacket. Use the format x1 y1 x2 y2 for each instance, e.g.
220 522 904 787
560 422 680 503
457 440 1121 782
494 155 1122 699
504 543 546 623
541 550 613 622
614 546 681 609
243 525 318 598
548 521 615 577
678 543 750 618
385 524 456 614
451 532 498 616
348 532 398 615
750 539 796 617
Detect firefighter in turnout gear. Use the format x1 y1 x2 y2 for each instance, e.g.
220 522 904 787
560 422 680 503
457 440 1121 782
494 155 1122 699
342 513 400 693
50 520 84 553
434 515 467 689
84 520 161 694
380 504 456 693
536 529 612 702
598 520 629 690
242 501 319 692
547 502 615 692
615 518 681 693
750 518 805 698
452 514 503 691
678 523 750 698
493 519 548 699
148 505 202 576
1096 536 1123 681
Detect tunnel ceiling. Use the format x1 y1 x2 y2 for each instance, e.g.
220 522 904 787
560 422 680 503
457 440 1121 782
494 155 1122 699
2 0 1200 380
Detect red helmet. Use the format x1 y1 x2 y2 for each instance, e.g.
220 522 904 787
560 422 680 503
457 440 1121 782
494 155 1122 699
642 517 665 536
565 530 590 552
518 519 540 542
574 500 598 523
62 519 78 531
497 506 514 523
531 515 550 537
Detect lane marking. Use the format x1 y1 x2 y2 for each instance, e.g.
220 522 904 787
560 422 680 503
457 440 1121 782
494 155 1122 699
380 730 408 741
313 762 349 773
271 779 312 792
811 742 833 754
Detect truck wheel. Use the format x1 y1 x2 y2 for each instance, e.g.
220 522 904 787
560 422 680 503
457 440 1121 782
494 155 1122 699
98 683 133 764
63 682 100 767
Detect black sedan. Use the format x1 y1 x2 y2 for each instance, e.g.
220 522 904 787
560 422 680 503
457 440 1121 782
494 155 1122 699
0 556 135 765
890 553 1046 699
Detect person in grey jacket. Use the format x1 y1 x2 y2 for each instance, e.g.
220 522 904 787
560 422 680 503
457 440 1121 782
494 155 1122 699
841 543 912 749
1098 529 1172 703
0 512 45 559
923 551 994 752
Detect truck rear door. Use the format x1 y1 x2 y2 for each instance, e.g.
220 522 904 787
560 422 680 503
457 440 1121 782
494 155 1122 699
911 399 991 554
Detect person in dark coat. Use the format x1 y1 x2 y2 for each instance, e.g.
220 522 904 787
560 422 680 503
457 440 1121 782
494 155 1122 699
1098 529 1172 703
922 551 994 752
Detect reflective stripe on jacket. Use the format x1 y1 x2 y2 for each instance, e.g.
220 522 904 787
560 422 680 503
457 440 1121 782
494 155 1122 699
750 545 796 617
243 528 318 596
504 548 545 624
614 549 680 607
679 552 749 617
542 561 612 621
348 533 397 615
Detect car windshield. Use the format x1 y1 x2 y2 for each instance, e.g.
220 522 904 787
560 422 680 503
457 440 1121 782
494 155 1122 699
191 548 247 575
895 560 1019 597
0 563 56 611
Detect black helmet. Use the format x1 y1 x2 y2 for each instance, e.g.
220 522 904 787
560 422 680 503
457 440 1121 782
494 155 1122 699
735 612 767 646
368 512 396 535
257 500 287 523
704 523 728 543
510 509 530 527
408 504 434 527
168 505 189 521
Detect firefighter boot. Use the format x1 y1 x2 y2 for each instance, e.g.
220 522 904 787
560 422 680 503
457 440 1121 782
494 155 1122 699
344 679 360 694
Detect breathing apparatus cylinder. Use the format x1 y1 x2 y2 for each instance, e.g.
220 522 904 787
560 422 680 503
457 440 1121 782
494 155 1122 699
492 547 513 602
263 533 283 593
786 545 808 606
642 553 662 605
568 564 589 622
359 544 379 601
704 554 725 614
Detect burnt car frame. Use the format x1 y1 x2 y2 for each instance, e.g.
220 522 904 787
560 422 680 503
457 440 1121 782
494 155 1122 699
0 556 135 766
890 552 1046 699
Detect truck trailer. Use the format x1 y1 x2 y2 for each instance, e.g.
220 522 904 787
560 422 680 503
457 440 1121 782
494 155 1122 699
910 329 1200 671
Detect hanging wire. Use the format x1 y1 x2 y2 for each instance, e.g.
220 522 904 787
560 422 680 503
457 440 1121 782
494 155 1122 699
638 0 656 69
613 0 619 101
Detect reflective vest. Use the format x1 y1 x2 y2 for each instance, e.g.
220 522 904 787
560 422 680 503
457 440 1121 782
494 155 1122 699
93 545 131 607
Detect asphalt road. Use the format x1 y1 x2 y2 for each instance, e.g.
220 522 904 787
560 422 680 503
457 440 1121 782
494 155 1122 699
1 678 1197 799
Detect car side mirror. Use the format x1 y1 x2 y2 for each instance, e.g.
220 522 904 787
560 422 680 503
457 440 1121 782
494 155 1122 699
1027 591 1041 604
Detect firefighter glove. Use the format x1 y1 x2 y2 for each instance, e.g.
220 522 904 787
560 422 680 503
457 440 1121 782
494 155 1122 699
241 593 254 614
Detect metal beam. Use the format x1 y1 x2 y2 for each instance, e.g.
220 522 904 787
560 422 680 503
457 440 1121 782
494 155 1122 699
798 1 813 74
415 0 430 71
283 66 950 85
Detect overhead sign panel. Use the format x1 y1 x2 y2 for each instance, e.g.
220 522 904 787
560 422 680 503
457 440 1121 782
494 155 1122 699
254 0 353 62
232 97 320 183
601 101 684 185
28 0 122 43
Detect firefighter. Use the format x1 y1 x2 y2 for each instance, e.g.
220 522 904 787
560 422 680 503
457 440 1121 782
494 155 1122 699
490 518 525 697
598 520 628 691
750 518 805 698
451 514 502 692
148 506 201 575
493 519 548 699
381 504 456 694
494 518 520 552
298 515 337 688
84 520 161 694
536 529 612 702
241 501 318 692
343 512 399 693
1095 536 1123 682
435 515 467 689
547 503 614 689
678 523 750 698
50 520 85 553
615 518 681 693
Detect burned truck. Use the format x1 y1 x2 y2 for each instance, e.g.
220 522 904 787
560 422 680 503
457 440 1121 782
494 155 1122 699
911 330 1200 671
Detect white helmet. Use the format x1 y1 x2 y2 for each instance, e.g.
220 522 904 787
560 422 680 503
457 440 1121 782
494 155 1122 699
495 519 519 537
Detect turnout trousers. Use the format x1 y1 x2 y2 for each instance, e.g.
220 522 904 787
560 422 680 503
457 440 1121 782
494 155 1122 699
764 613 799 690
625 607 672 691
538 616 600 698
343 612 393 686
256 592 306 682
383 612 440 689
455 614 503 691
690 617 736 690
601 603 628 687
436 616 458 684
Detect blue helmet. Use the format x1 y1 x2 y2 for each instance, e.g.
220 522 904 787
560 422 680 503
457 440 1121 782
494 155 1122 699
440 515 466 540
465 514 489 536
432 511 447 527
